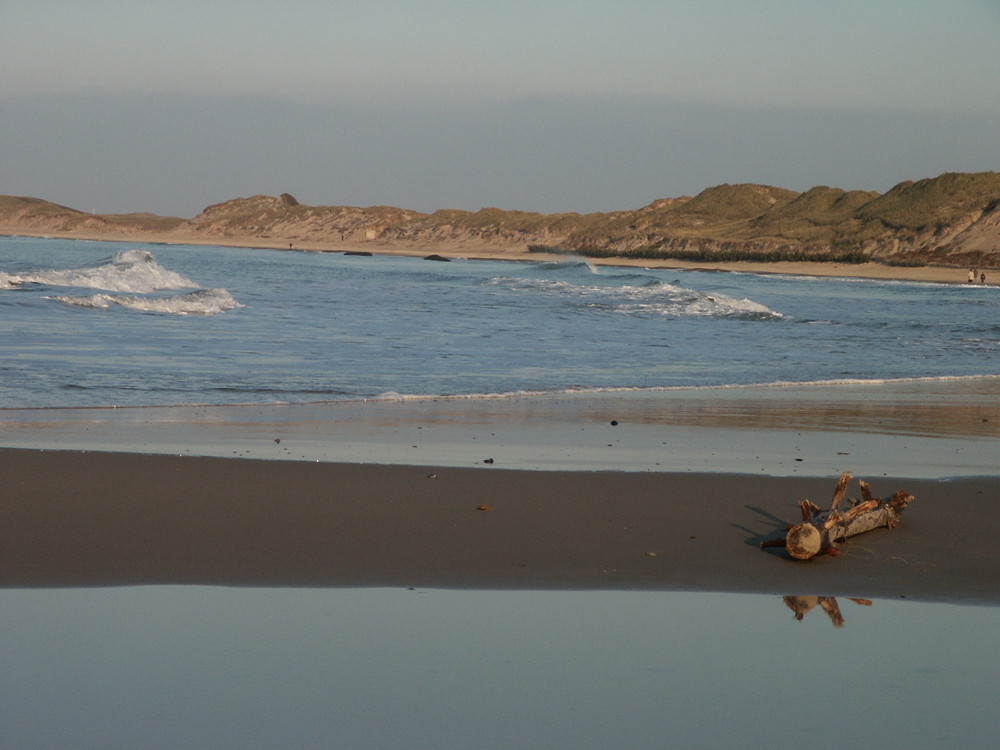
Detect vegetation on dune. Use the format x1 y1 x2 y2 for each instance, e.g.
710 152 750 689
2 171 999 267
750 187 880 240
0 197 53 211
0 195 85 217
419 207 591 235
855 172 1000 232
530 243 871 264
0 195 183 232
542 173 1000 266
97 213 185 231
671 183 799 222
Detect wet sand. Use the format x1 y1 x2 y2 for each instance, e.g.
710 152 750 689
3 381 999 603
4 380 1000 476
2 447 998 604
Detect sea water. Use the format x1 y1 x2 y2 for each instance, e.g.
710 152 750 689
1 235 998 409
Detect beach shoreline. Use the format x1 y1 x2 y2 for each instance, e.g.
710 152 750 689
3 377 999 605
3 236 998 608
3 380 1000 477
2 228 986 285
2 447 997 605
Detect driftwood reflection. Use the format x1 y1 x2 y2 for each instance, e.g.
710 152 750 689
783 595 873 627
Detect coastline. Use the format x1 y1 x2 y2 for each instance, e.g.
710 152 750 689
2 228 985 285
3 379 999 605
3 233 998 606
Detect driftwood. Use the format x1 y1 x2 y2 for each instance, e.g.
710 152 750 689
760 472 914 560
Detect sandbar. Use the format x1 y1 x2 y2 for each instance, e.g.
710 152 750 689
1 447 997 604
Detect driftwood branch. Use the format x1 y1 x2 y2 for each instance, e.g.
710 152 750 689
760 472 914 560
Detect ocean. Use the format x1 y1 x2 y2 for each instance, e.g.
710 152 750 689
2 235 998 410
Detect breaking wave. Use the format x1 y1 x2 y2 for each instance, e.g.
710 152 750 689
486 275 781 320
366 374 1000 403
2 248 241 315
50 288 243 315
0 248 198 293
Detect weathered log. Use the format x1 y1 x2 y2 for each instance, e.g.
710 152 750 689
761 472 914 560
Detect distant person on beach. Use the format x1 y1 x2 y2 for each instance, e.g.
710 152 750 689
981 272 987 284
969 268 976 283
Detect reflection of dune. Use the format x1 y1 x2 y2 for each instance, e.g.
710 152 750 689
2 379 1000 478
607 379 1000 439
633 401 1000 438
783 596 873 627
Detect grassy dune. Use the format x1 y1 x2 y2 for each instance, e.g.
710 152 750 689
3 172 999 267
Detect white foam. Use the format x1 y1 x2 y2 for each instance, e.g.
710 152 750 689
4 373 997 414
487 276 783 319
1 249 198 293
365 374 1000 403
50 288 243 316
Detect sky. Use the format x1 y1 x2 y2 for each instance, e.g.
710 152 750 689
2 0 999 217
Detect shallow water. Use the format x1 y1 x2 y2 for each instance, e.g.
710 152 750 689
0 586 995 749
3 382 999 477
4 236 1000 477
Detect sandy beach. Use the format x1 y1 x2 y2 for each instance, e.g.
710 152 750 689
3 228 986 285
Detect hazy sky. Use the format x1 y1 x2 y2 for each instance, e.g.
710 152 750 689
2 1 999 216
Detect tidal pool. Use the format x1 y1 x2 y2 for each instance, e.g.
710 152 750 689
0 587 995 749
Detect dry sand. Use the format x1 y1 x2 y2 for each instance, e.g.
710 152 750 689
2 448 997 604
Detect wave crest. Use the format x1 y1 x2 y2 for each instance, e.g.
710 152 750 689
50 288 243 316
487 276 782 320
3 248 242 315
1 248 198 293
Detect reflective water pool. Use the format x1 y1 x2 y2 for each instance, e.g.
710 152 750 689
0 587 995 749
